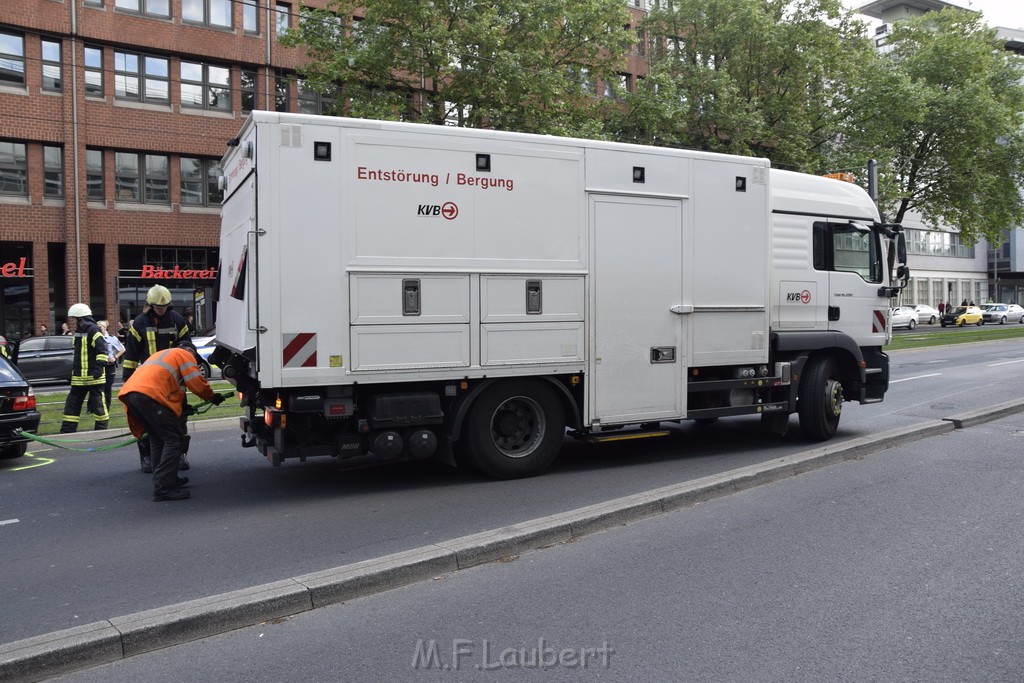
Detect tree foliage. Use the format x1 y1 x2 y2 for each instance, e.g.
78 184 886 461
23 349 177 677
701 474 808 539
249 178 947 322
283 0 633 136
834 9 1024 244
611 0 872 172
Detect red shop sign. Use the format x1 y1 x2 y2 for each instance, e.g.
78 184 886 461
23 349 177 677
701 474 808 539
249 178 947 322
141 265 216 280
0 258 28 277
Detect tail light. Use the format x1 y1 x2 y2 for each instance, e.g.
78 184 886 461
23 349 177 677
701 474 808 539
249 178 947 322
12 389 36 411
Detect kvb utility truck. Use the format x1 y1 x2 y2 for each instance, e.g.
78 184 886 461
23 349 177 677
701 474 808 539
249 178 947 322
211 112 908 478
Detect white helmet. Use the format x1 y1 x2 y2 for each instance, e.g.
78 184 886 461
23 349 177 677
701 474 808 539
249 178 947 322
146 285 172 306
68 303 92 318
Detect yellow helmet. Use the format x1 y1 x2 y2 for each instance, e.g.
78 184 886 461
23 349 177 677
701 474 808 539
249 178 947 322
146 285 172 306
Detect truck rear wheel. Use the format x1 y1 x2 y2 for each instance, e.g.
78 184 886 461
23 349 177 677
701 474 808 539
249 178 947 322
459 380 566 479
798 356 842 441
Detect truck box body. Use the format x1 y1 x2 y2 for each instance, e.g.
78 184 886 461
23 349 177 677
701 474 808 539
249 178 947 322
214 112 904 477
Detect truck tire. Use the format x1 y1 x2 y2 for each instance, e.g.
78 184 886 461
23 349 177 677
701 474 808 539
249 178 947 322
458 380 566 479
798 356 842 441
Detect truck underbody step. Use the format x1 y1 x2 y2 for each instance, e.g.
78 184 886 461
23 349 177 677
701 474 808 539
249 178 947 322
584 429 671 444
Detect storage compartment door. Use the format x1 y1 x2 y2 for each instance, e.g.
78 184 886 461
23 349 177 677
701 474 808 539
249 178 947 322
591 194 685 423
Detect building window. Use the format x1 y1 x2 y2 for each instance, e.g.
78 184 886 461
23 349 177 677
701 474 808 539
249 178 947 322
180 157 223 206
276 2 292 37
114 52 169 103
241 68 256 112
635 28 646 57
0 142 27 196
180 62 231 110
297 79 336 115
183 0 233 28
43 146 63 198
0 31 26 87
86 149 104 201
243 0 258 32
42 40 62 91
275 70 290 112
114 0 170 18
115 152 169 204
84 0 103 5
84 46 103 96
604 74 630 99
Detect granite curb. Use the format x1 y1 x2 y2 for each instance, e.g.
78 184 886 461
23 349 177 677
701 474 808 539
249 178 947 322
3 404 1023 682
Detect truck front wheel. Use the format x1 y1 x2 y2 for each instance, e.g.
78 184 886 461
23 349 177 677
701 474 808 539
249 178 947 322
458 380 566 479
798 356 842 441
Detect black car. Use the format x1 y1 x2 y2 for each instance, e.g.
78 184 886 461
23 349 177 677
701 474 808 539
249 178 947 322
0 355 41 459
14 334 74 383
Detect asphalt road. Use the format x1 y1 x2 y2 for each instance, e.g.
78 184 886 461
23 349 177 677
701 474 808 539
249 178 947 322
1 338 1022 648
57 410 1024 682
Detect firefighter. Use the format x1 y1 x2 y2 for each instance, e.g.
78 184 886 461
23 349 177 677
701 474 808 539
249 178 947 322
123 284 193 473
60 304 110 433
0 335 9 359
119 343 225 501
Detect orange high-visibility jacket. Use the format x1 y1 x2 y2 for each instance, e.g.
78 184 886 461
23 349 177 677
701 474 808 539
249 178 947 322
118 347 216 439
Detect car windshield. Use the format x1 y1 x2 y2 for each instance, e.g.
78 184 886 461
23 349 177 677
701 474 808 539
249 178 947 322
953 307 968 314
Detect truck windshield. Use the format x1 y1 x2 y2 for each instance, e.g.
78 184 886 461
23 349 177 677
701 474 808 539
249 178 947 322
812 221 882 284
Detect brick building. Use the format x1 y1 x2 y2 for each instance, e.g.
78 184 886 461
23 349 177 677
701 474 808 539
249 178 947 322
0 1 649 340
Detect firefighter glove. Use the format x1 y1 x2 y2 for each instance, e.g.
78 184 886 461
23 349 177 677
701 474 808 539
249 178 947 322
92 366 104 380
210 393 227 406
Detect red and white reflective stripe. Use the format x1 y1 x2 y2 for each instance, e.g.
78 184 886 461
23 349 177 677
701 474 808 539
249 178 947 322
872 310 887 334
282 333 317 368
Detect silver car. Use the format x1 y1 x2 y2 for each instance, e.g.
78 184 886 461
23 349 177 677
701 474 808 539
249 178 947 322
890 306 919 330
14 335 74 383
981 303 1024 325
912 304 940 324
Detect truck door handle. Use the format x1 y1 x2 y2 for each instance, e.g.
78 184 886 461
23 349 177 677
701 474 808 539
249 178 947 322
669 305 693 315
651 346 676 363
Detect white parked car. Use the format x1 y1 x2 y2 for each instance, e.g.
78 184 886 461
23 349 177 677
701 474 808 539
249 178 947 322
890 306 919 330
912 304 940 325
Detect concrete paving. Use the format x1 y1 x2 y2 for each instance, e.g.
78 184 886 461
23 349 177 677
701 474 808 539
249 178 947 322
3 399 1024 682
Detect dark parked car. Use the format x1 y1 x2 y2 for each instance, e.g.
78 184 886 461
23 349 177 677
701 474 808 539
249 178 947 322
0 354 41 459
14 334 74 383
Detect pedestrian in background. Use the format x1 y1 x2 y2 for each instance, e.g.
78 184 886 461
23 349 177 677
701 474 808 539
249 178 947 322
60 304 109 433
97 320 125 414
122 285 194 473
39 324 50 336
938 301 945 315
119 343 224 501
61 322 72 335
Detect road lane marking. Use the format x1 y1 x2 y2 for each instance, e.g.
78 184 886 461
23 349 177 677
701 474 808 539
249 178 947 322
890 373 941 383
0 519 19 526
988 359 1024 367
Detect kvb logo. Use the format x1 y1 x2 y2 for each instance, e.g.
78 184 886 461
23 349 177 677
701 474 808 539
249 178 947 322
416 202 459 220
785 290 812 304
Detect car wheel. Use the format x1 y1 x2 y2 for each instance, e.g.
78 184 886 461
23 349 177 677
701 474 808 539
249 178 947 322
199 360 212 379
907 319 916 330
976 318 983 326
929 316 936 324
940 321 947 327
1000 316 1006 325
0 442 27 459
958 319 965 327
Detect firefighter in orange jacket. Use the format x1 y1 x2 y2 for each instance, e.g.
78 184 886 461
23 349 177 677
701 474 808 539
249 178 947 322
119 343 225 501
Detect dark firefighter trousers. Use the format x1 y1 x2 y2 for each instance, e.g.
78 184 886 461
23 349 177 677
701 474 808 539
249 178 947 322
60 384 109 433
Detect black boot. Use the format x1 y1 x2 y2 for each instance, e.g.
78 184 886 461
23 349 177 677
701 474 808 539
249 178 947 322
153 487 190 502
140 455 153 474
178 454 190 471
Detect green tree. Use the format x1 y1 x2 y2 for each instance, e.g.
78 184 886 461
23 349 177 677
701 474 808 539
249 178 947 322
614 0 872 171
836 9 1024 243
282 0 633 136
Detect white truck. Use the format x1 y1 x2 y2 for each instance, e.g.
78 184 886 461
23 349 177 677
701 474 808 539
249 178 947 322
211 112 908 478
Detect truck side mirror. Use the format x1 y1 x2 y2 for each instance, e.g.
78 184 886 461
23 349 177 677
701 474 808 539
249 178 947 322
896 233 907 265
